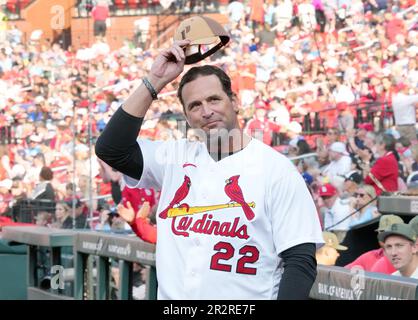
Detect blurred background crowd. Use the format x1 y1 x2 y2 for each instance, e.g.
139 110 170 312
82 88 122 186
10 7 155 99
0 0 417 281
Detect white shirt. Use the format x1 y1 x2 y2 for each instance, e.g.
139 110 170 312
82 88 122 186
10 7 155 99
392 266 418 279
334 85 355 104
124 138 323 299
322 155 352 180
298 3 317 29
324 197 351 231
227 1 245 23
392 93 418 126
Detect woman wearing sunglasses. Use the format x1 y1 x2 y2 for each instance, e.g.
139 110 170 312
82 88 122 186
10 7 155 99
349 185 380 228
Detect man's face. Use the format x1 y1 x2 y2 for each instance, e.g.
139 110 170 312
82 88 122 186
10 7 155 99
181 75 239 140
343 180 357 194
328 150 341 161
328 247 340 266
384 236 417 272
321 195 337 209
255 108 267 119
354 188 372 208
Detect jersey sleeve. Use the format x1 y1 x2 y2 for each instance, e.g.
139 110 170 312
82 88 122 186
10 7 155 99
130 217 157 244
123 139 170 190
268 163 324 255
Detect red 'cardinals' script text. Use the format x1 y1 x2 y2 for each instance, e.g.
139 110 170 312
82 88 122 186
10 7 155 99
171 214 249 239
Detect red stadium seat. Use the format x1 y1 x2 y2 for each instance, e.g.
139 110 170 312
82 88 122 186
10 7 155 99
127 0 138 9
114 0 126 10
19 0 31 10
139 0 148 9
6 0 18 14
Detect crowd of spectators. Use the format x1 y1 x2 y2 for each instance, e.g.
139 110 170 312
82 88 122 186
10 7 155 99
0 0 417 280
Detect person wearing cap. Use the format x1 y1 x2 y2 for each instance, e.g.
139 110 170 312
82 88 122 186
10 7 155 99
364 133 399 195
316 231 348 266
321 141 352 182
343 170 363 195
345 214 403 273
244 100 280 146
379 223 418 279
96 29 323 300
409 216 418 238
319 183 351 242
349 185 379 228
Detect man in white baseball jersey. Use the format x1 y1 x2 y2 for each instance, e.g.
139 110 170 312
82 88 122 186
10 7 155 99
96 39 323 299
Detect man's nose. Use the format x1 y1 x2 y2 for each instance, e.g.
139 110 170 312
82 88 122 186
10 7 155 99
386 248 397 257
201 102 214 119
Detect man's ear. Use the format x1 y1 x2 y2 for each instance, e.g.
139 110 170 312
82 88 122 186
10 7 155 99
324 246 330 257
412 242 418 255
231 94 239 114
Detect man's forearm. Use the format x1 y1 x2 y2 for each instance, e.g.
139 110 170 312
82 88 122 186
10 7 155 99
122 75 166 118
277 243 317 300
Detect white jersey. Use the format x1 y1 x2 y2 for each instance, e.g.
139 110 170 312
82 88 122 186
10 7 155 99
124 138 323 299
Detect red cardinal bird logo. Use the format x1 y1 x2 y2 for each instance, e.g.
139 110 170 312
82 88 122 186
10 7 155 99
159 175 191 219
224 175 255 221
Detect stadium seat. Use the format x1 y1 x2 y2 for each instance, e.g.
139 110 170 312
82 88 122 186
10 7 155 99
114 0 126 10
127 0 139 10
19 0 31 10
6 0 18 14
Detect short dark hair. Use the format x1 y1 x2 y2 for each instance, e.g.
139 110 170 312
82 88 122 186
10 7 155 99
177 65 234 109
40 166 53 181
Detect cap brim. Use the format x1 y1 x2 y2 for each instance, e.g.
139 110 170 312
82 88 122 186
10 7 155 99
319 193 336 197
184 36 230 65
378 231 415 243
336 244 348 251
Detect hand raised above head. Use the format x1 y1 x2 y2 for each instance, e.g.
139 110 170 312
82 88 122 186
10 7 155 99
148 39 191 92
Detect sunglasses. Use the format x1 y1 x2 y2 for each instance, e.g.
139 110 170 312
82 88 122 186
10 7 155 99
354 193 367 198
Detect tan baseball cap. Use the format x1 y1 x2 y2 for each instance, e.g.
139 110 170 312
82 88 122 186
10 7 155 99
322 231 348 251
375 214 404 232
173 15 230 64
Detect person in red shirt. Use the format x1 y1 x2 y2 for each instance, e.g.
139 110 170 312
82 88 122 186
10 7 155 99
245 100 280 146
117 201 156 244
249 0 265 30
121 186 156 212
370 254 396 274
364 133 399 195
91 1 110 39
384 12 406 44
345 214 403 272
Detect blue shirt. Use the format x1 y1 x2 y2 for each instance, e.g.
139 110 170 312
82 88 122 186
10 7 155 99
350 206 377 228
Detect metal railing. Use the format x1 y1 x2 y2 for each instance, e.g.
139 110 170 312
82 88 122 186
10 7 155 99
74 231 156 300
